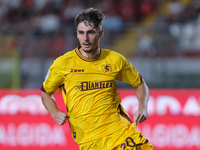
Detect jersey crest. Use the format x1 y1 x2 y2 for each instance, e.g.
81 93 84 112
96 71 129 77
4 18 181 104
101 64 112 74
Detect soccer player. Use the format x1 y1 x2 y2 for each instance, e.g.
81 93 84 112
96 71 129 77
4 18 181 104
41 8 153 150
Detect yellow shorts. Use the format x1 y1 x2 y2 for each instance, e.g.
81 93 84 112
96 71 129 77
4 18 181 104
79 124 153 150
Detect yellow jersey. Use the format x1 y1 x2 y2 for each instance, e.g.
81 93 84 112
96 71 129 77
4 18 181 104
41 46 142 144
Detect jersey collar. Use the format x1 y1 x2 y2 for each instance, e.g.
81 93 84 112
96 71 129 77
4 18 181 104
75 45 101 62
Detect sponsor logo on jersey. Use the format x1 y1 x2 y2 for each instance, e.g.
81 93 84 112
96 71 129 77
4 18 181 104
76 80 113 91
101 64 112 73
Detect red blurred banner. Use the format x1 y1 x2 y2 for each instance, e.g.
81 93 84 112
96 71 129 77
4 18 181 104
0 89 200 150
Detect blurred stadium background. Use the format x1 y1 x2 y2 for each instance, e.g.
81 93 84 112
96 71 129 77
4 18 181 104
0 0 200 150
0 0 200 89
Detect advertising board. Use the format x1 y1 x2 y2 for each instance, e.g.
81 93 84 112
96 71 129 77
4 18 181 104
0 89 199 150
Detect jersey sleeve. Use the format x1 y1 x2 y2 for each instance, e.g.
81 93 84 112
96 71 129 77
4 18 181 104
116 56 142 88
41 56 66 93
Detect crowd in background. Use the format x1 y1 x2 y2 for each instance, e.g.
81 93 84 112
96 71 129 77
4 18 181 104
0 0 200 58
0 0 155 33
1 0 200 89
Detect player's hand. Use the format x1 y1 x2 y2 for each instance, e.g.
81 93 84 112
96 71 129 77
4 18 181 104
51 110 69 125
134 108 148 126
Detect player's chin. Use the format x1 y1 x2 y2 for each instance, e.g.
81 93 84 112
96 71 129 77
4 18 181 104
82 47 93 53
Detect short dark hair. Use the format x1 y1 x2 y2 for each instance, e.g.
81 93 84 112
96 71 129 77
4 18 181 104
75 8 105 29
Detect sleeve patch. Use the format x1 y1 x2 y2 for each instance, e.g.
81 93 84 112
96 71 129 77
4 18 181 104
44 70 50 81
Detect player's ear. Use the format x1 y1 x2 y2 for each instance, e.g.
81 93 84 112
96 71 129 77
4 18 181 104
99 29 104 38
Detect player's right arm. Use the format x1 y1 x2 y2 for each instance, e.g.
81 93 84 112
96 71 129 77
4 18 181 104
41 55 69 125
41 91 69 125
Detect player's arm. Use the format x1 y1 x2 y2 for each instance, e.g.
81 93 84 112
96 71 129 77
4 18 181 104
41 91 69 125
134 79 149 125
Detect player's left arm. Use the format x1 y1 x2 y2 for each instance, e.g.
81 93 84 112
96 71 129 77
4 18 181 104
134 79 149 125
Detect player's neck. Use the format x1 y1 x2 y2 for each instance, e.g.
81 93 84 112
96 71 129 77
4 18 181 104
79 47 100 59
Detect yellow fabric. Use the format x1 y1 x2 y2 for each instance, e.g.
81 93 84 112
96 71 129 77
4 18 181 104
42 47 142 144
79 124 153 150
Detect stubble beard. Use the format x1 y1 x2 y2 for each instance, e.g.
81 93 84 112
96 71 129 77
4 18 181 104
82 47 93 53
82 44 98 54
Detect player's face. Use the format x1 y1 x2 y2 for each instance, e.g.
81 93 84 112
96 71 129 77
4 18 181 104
77 21 103 54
